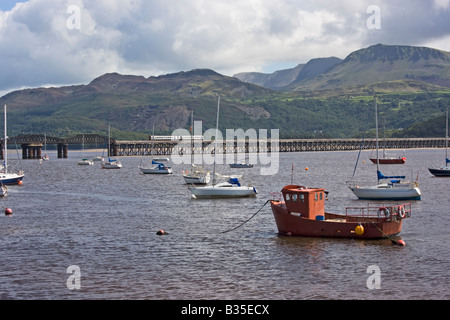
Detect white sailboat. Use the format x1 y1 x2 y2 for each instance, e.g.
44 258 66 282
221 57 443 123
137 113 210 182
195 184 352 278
101 126 122 169
139 159 172 174
42 133 50 161
183 110 210 185
428 108 450 177
78 135 93 166
349 97 421 200
0 105 24 187
188 96 258 199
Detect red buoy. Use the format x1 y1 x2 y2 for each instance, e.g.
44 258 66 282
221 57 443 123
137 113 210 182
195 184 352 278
5 208 13 216
397 240 406 246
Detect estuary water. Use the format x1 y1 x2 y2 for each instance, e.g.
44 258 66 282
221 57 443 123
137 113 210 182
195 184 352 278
0 148 449 300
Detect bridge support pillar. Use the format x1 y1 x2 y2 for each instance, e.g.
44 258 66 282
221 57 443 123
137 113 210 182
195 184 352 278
57 143 68 159
21 143 43 160
109 143 118 157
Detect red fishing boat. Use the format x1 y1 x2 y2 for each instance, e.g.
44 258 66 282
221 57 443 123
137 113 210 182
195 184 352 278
369 156 406 165
270 185 411 239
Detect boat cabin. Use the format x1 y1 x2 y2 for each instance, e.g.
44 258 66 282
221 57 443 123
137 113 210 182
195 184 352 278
281 185 326 220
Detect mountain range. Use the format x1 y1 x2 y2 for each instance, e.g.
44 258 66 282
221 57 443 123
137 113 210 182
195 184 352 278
234 44 450 92
1 44 450 139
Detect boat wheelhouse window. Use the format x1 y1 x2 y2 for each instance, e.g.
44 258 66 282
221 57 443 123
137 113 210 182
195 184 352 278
286 193 291 201
320 192 323 200
292 194 298 201
300 194 304 202
315 193 318 201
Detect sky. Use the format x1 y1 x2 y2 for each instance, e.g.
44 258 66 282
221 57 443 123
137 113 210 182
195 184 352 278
1 0 450 97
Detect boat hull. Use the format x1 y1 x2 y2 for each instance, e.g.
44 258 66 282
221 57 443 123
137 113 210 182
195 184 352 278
370 158 406 164
189 185 258 199
102 165 122 169
350 184 421 200
229 164 254 168
0 173 25 185
270 201 402 239
183 175 210 184
140 167 172 174
428 167 450 177
78 161 93 166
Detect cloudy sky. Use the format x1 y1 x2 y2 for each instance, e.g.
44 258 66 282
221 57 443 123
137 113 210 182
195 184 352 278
1 0 450 96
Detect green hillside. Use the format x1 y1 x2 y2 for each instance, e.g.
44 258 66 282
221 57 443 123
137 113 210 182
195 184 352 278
1 45 450 140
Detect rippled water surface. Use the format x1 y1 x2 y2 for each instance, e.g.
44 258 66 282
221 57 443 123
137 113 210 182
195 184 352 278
1 149 449 300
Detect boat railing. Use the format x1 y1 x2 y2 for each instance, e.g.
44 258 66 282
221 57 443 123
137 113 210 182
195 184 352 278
270 192 283 202
345 203 412 220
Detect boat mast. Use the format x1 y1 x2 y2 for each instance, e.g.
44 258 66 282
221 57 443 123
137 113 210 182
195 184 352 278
212 95 220 186
3 105 7 174
108 125 110 158
374 96 380 180
190 110 194 167
446 108 448 165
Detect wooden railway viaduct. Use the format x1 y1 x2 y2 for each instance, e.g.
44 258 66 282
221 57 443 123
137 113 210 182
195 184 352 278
1 135 446 159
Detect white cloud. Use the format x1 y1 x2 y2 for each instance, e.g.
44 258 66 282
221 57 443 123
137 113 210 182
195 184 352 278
0 0 450 95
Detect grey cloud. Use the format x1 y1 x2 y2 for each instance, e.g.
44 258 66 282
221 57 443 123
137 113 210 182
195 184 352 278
1 0 450 95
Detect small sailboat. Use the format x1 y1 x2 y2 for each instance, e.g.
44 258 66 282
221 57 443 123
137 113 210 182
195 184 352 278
349 97 421 200
0 184 7 197
139 159 172 174
229 162 254 168
78 158 94 166
101 126 122 169
0 105 25 185
429 109 450 177
102 157 122 169
182 111 210 185
41 133 50 161
188 96 258 199
77 135 93 166
369 118 406 164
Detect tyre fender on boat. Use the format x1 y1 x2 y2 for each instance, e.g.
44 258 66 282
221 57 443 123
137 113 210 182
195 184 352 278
379 207 390 218
398 205 406 219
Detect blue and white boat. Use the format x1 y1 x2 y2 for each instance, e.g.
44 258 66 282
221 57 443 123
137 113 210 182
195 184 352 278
102 157 122 169
187 96 258 199
189 178 258 199
429 109 450 177
1 105 24 186
349 97 421 200
139 160 172 174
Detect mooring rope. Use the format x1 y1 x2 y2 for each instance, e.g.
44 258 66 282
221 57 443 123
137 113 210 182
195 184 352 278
221 200 271 234
369 220 404 246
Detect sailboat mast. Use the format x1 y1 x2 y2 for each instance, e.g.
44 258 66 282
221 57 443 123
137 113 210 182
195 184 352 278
108 125 110 158
212 95 220 186
446 108 448 164
3 105 7 174
190 110 194 166
375 96 380 177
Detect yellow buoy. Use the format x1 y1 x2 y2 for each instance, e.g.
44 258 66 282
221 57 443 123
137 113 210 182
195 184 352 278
355 225 364 236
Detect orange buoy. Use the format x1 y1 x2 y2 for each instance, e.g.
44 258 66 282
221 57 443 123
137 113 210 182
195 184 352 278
396 239 406 246
355 225 365 236
18 181 23 186
5 208 13 216
305 167 309 171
